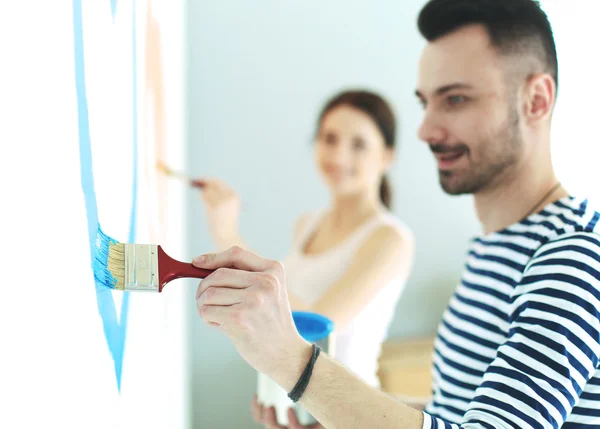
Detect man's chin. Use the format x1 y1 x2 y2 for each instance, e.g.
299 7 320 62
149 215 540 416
439 171 475 195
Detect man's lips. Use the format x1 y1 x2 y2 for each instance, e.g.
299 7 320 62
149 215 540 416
432 148 467 169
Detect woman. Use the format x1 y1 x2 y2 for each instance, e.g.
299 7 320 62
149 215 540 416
198 90 415 428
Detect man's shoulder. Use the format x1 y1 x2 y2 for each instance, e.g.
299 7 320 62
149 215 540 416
523 196 600 243
469 197 600 273
514 200 600 306
521 197 600 282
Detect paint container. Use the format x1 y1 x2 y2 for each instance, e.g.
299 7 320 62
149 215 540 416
257 311 335 426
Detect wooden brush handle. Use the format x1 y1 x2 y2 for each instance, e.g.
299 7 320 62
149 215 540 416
157 246 214 292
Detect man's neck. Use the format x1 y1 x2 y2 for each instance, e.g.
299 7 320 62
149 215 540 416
473 162 567 234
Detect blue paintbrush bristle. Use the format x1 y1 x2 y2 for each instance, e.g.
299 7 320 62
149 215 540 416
94 226 123 289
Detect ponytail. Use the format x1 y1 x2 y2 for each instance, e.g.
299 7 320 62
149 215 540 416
379 174 392 210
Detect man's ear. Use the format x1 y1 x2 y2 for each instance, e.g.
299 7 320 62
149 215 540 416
523 73 556 123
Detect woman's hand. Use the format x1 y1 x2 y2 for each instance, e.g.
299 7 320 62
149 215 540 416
252 395 323 429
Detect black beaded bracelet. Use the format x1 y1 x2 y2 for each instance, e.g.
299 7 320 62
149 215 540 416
288 343 321 403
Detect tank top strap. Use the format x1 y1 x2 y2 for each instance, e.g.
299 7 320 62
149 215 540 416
343 213 397 250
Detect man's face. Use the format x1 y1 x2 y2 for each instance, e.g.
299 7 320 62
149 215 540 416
416 24 523 195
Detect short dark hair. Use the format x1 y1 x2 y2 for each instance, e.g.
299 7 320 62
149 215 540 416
417 0 558 91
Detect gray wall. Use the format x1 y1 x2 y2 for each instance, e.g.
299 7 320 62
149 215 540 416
186 1 480 427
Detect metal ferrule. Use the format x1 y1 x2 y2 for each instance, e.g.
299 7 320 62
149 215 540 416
124 244 160 292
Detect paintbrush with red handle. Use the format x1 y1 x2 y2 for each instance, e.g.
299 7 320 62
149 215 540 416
95 228 214 292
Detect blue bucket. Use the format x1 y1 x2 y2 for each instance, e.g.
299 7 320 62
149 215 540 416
292 311 334 342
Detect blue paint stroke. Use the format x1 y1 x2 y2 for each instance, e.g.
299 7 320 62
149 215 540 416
72 0 138 391
119 0 138 380
110 0 118 18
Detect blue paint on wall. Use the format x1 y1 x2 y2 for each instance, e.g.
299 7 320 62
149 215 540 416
72 0 138 391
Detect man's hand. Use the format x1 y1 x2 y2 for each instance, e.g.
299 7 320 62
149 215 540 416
194 246 423 429
252 395 323 429
193 246 312 387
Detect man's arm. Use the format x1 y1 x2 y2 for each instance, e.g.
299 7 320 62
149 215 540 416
271 343 425 429
275 232 600 429
193 232 600 429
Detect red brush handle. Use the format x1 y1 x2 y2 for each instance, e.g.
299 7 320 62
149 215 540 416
190 179 205 189
157 246 214 292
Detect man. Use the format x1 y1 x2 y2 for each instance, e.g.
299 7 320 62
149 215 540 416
193 0 600 427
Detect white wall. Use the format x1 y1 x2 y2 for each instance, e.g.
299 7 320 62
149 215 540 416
186 1 479 427
542 0 600 205
1 1 188 428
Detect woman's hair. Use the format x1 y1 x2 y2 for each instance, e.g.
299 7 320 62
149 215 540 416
316 90 397 210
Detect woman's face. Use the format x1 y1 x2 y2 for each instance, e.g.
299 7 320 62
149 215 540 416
315 105 393 198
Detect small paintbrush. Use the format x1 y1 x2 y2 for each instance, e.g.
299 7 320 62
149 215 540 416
156 161 205 189
157 160 248 210
95 227 213 292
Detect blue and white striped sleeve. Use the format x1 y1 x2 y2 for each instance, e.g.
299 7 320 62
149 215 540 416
423 232 600 429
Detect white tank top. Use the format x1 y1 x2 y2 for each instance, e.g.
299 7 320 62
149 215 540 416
283 210 410 387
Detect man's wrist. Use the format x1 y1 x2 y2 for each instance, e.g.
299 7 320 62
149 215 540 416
270 338 314 393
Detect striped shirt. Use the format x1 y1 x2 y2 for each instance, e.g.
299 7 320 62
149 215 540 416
423 196 600 429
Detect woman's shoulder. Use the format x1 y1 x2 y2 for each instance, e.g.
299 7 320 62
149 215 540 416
338 211 414 264
368 211 414 245
347 213 415 284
